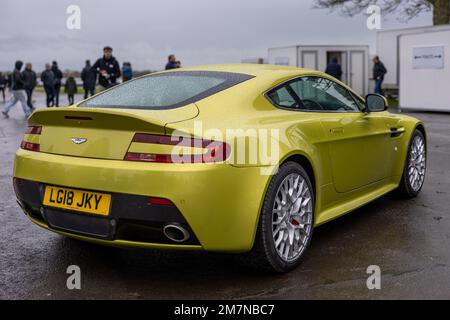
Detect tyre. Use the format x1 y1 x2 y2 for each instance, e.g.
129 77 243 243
397 129 427 198
248 161 314 273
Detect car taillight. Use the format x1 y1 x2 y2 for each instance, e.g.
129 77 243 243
20 141 40 152
21 126 41 152
125 133 230 164
25 126 42 135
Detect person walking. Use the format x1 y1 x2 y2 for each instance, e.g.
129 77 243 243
165 54 178 70
1 61 31 118
81 60 96 99
64 73 78 105
51 61 63 106
325 57 343 81
121 62 133 82
0 72 6 101
22 63 37 110
91 46 121 90
373 56 387 96
41 63 55 107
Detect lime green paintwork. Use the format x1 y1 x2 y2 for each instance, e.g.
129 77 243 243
14 64 425 252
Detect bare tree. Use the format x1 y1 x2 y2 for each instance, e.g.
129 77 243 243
314 0 450 25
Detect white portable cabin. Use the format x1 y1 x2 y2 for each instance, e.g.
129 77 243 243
377 25 450 91
399 28 450 112
268 45 370 95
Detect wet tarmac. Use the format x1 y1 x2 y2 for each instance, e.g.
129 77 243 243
1 92 450 299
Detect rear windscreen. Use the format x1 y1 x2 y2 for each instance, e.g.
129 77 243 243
80 71 254 110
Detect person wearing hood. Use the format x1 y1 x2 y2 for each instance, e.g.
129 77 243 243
65 73 78 105
91 46 121 90
52 61 63 107
2 61 31 118
41 63 55 107
121 62 133 82
81 60 96 99
22 63 37 110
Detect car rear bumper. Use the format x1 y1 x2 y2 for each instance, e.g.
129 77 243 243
14 178 201 245
14 149 271 252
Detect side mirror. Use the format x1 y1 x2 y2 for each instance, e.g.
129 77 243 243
365 94 387 112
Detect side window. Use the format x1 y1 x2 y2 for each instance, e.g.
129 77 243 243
267 86 299 109
288 77 361 112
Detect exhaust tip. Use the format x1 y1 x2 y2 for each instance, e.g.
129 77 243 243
163 224 190 243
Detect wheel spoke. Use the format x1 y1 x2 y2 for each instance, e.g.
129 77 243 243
274 231 284 248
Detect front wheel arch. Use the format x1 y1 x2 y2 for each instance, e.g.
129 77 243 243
415 123 426 142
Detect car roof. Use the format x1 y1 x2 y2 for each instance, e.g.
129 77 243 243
152 64 365 101
165 64 320 78
170 64 364 101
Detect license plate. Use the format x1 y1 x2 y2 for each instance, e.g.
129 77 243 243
43 186 111 216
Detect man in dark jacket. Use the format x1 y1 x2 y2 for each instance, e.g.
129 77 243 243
22 63 37 110
81 60 96 99
165 54 178 70
325 58 343 81
52 61 63 106
2 61 31 118
373 56 387 96
41 63 55 107
91 46 121 90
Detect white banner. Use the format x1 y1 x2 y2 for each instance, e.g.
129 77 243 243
413 46 445 69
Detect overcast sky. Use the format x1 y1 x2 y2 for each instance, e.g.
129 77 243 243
0 0 432 72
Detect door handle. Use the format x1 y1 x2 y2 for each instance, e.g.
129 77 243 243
330 127 344 134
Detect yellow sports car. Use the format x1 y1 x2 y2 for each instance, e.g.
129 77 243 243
13 65 426 272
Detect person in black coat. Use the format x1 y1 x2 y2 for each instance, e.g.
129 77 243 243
325 58 343 81
52 61 63 106
91 46 121 90
372 56 387 96
41 63 56 107
81 60 96 99
22 63 37 110
65 73 78 105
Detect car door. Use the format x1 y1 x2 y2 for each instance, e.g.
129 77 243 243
288 76 391 193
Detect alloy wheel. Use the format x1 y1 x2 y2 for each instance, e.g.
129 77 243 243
272 173 313 262
408 135 426 192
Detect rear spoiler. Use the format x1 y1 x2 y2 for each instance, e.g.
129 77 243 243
28 107 167 133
